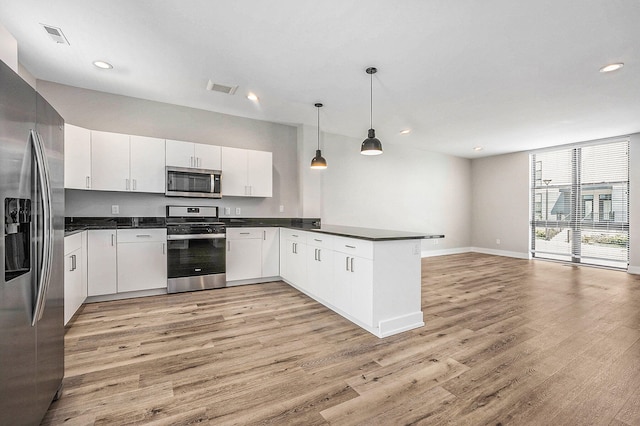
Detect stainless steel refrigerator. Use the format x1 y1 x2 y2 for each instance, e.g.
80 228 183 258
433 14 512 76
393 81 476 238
1 60 65 424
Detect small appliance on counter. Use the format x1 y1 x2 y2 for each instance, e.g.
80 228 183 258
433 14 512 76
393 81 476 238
166 205 226 293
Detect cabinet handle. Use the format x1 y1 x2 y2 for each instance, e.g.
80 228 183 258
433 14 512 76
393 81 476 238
345 245 356 249
190 156 194 167
314 248 318 261
162 243 166 254
240 232 250 235
292 234 298 238
133 179 137 190
350 257 354 273
227 241 231 251
314 238 322 242
318 249 321 262
293 242 297 254
125 179 130 190
86 176 90 189
136 234 152 238
345 256 349 271
70 254 76 271
263 230 266 240
111 233 115 246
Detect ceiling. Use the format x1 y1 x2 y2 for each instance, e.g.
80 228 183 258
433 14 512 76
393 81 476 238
1 0 638 158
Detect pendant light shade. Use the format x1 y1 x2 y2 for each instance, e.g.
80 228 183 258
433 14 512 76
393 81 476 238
361 67 383 156
310 103 327 169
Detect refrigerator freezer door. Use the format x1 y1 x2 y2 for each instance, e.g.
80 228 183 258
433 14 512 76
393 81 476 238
0 61 65 425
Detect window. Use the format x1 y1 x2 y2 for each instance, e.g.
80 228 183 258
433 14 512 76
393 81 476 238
530 140 629 269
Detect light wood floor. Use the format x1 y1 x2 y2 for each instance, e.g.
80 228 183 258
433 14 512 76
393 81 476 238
43 253 640 425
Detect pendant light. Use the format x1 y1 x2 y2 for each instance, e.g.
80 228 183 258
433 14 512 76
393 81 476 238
310 103 327 169
360 67 383 155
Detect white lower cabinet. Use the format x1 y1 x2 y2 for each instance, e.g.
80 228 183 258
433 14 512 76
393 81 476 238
226 231 263 281
64 232 87 325
226 227 280 284
117 229 167 292
87 230 117 296
87 228 167 297
279 228 423 338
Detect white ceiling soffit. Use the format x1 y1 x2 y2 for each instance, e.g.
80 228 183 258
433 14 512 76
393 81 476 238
0 0 638 159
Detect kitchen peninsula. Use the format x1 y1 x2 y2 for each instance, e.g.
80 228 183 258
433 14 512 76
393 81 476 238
280 225 444 338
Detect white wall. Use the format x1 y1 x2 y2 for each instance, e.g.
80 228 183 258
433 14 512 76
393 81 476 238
470 152 530 258
470 134 640 271
0 22 17 73
36 81 301 219
317 132 472 254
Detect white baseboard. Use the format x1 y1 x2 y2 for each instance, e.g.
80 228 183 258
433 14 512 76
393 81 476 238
470 247 530 260
628 266 640 275
421 247 472 258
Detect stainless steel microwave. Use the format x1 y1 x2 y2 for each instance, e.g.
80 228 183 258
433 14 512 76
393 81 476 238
166 166 222 198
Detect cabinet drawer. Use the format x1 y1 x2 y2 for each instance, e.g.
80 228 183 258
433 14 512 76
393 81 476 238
64 232 83 255
280 228 308 243
117 228 166 243
306 232 334 249
226 228 263 239
333 236 374 259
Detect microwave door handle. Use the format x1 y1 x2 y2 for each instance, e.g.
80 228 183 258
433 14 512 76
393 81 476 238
31 130 54 326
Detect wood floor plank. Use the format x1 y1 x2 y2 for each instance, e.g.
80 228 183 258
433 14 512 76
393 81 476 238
43 253 640 425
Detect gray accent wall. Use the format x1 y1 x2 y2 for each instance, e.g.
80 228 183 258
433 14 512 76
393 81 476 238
36 80 300 218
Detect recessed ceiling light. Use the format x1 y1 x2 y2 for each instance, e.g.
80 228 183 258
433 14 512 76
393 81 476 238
473 146 483 151
599 63 624 73
247 93 258 101
400 129 411 134
93 60 113 69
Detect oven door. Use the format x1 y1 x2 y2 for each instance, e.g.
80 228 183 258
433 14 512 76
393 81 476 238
166 234 226 293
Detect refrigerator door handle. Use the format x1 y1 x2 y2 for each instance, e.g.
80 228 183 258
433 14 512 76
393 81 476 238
31 130 54 326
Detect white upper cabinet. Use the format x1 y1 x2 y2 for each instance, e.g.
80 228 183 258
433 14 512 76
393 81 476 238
91 130 165 193
130 135 166 193
91 131 130 192
166 139 221 170
64 124 92 189
221 147 272 197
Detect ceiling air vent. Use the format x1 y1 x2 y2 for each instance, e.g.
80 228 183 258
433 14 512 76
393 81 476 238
206 79 238 95
41 24 69 45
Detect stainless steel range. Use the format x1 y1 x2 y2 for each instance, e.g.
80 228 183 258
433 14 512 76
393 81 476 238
166 206 226 293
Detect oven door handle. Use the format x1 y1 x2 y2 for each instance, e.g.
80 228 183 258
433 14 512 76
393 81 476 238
167 234 226 240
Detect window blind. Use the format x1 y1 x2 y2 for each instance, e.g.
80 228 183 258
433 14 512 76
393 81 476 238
530 139 629 269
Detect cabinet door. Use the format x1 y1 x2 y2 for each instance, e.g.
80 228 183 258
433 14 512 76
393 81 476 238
166 139 195 168
87 230 117 296
117 241 167 292
247 150 272 197
194 143 221 170
64 248 84 325
226 238 262 281
64 124 92 190
332 253 352 313
349 256 373 326
130 135 165 193
91 130 130 191
307 246 333 300
289 241 307 290
221 146 248 196
261 228 279 277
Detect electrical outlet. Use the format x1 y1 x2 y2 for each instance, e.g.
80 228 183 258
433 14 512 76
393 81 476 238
224 207 231 215
279 205 284 213
496 239 501 245
111 205 119 214
235 207 241 215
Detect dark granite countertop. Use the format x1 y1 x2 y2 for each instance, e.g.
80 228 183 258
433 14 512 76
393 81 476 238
221 217 320 230
64 217 166 236
305 225 444 241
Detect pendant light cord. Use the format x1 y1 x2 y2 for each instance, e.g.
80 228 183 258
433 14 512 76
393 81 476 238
370 71 373 129
317 106 320 150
